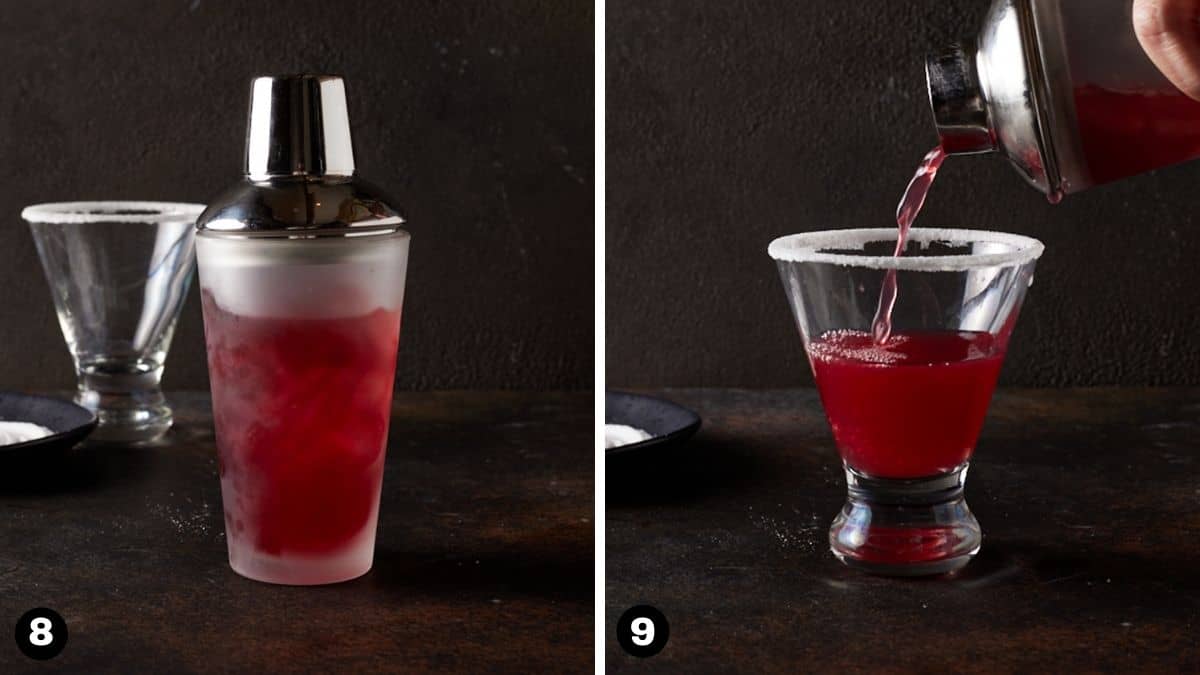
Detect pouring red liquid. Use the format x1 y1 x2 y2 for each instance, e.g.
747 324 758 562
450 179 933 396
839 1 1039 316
870 146 945 344
814 145 1006 482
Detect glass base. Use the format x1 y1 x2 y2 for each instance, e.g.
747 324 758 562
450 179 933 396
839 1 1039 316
829 464 981 576
76 363 171 444
226 528 377 586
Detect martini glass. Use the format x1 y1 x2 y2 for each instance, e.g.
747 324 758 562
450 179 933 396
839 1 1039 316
769 228 1044 576
23 201 204 444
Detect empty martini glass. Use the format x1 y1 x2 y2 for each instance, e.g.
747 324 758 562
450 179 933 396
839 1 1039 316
23 201 204 444
769 228 1044 576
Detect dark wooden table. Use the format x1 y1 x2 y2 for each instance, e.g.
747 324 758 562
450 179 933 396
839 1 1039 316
1 391 592 673
607 388 1200 672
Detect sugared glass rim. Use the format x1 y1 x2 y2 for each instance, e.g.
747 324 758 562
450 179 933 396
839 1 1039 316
21 201 206 225
768 228 1044 271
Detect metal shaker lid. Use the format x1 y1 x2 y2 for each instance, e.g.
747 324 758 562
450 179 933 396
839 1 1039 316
925 0 1062 197
244 74 354 179
197 74 405 238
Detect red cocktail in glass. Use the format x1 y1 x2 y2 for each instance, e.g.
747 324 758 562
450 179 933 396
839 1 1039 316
770 228 1043 575
808 329 1004 479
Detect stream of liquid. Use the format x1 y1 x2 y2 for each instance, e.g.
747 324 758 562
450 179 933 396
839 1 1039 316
869 146 946 344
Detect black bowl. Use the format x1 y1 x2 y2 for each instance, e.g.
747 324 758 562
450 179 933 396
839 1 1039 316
0 392 97 463
604 390 701 456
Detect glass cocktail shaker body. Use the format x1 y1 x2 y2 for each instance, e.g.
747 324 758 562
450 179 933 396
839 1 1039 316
196 75 410 585
927 0 1200 198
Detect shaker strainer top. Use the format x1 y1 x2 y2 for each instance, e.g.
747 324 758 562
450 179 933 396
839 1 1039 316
196 74 406 239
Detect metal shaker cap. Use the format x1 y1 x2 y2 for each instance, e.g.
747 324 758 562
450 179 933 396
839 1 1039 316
196 74 406 238
245 74 355 179
925 0 1062 197
926 42 994 155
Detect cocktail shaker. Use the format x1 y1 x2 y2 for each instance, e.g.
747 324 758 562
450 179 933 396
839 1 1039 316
926 0 1200 199
195 75 410 585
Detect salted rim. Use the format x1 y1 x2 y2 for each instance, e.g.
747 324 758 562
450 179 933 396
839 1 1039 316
22 201 206 225
768 228 1045 271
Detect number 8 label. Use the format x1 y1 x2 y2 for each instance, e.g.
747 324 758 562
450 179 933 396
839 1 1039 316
15 608 67 660
29 617 53 646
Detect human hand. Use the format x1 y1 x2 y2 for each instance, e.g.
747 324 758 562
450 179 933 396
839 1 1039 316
1134 0 1200 100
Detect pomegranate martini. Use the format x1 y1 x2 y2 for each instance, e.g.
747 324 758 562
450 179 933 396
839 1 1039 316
769 223 1043 575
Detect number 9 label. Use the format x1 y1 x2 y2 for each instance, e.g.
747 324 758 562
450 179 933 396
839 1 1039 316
617 605 669 658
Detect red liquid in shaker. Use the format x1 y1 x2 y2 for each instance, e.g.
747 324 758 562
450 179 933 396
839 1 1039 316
808 330 1004 479
1074 84 1200 186
202 291 401 558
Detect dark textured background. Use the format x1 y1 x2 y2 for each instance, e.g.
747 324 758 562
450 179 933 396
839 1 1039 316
608 0 1200 387
0 0 592 392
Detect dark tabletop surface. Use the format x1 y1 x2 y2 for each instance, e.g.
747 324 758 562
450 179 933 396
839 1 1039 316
606 388 1200 673
0 391 593 674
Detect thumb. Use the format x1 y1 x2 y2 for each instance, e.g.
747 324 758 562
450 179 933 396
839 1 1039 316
1134 0 1200 100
